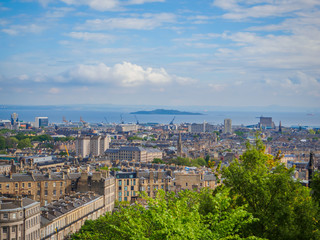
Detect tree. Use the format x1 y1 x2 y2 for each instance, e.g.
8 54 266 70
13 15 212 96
222 139 320 240
311 171 320 204
0 136 6 150
152 158 164 164
17 138 32 149
71 189 263 240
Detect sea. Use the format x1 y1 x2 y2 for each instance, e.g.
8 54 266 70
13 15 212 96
0 105 320 128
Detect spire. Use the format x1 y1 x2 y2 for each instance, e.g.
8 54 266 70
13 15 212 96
177 131 182 157
279 121 282 133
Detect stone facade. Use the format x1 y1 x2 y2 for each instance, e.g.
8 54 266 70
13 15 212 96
0 197 40 240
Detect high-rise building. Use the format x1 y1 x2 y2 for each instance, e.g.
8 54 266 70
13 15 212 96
259 117 274 129
11 112 19 125
224 119 232 134
34 117 49 128
76 135 110 157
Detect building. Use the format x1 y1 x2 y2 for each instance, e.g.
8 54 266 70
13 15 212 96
40 192 108 240
259 117 274 129
188 122 215 133
0 197 40 240
105 146 162 162
115 124 138 132
34 117 49 128
76 135 110 158
224 119 232 134
0 172 71 207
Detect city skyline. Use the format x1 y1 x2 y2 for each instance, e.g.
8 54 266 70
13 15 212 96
1 0 320 108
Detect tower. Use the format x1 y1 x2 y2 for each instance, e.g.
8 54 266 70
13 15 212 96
177 132 182 157
224 119 232 134
279 121 282 133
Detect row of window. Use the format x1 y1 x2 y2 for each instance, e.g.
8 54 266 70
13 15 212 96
118 191 135 197
118 179 136 186
0 182 64 189
118 186 135 191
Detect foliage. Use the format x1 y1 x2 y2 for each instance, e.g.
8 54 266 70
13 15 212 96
152 158 164 164
71 189 262 240
222 138 320 240
168 157 207 167
127 136 143 141
17 138 32 149
311 171 320 204
234 131 244 137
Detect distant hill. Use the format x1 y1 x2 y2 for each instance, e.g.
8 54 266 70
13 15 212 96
130 109 203 115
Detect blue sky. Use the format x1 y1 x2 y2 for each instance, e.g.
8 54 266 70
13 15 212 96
0 0 320 108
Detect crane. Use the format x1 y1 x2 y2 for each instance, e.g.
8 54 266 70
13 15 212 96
62 116 68 123
120 114 124 124
104 117 108 124
170 116 175 125
134 115 139 125
64 144 69 160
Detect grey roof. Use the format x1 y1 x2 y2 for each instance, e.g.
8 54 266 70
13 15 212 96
203 174 216 181
0 173 34 182
0 197 38 210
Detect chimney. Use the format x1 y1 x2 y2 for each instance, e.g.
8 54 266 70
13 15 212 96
9 171 13 179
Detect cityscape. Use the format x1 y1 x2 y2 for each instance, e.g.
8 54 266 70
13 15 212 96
1 0 320 239
0 111 320 239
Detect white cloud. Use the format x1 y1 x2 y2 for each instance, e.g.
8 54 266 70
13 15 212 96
127 0 165 4
58 62 194 87
59 0 119 11
213 0 320 20
49 87 60 94
2 24 45 35
79 13 176 30
67 32 114 43
45 7 74 18
18 74 29 81
208 83 227 91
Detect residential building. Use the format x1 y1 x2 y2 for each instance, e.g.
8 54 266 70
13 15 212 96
0 197 40 240
105 146 162 162
34 117 49 128
76 135 110 157
224 119 232 134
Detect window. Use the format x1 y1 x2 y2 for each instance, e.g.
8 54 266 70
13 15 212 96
53 190 56 196
22 183 25 188
124 197 127 201
53 182 56 187
118 197 122 201
12 226 16 232
0 184 1 188
37 183 40 188
3 226 8 233
60 190 62 195
132 191 135 196
60 182 63 187
3 213 8 219
15 183 18 188
119 192 122 196
127 180 129 185
45 182 48 187
28 183 31 188
118 180 122 186
127 191 129 196
124 186 127 191
44 190 48 196
37 190 40 195
6 184 9 189
133 179 136 185
131 186 134 190
186 183 188 186
118 186 122 191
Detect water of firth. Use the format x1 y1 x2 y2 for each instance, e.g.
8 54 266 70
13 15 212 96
0 105 319 127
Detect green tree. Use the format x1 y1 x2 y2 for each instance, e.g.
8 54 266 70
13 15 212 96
0 136 6 150
71 189 262 240
6 137 18 148
311 171 320 204
17 138 32 149
222 139 320 240
152 158 164 164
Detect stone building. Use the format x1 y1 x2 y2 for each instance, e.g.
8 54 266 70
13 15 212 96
40 192 107 240
0 172 72 207
0 197 40 240
105 146 162 162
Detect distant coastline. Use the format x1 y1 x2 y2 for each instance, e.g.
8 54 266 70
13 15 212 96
130 109 203 115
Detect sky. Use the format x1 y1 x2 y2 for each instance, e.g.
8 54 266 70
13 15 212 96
0 0 320 108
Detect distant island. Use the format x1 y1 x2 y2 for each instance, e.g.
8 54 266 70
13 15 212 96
130 109 203 115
